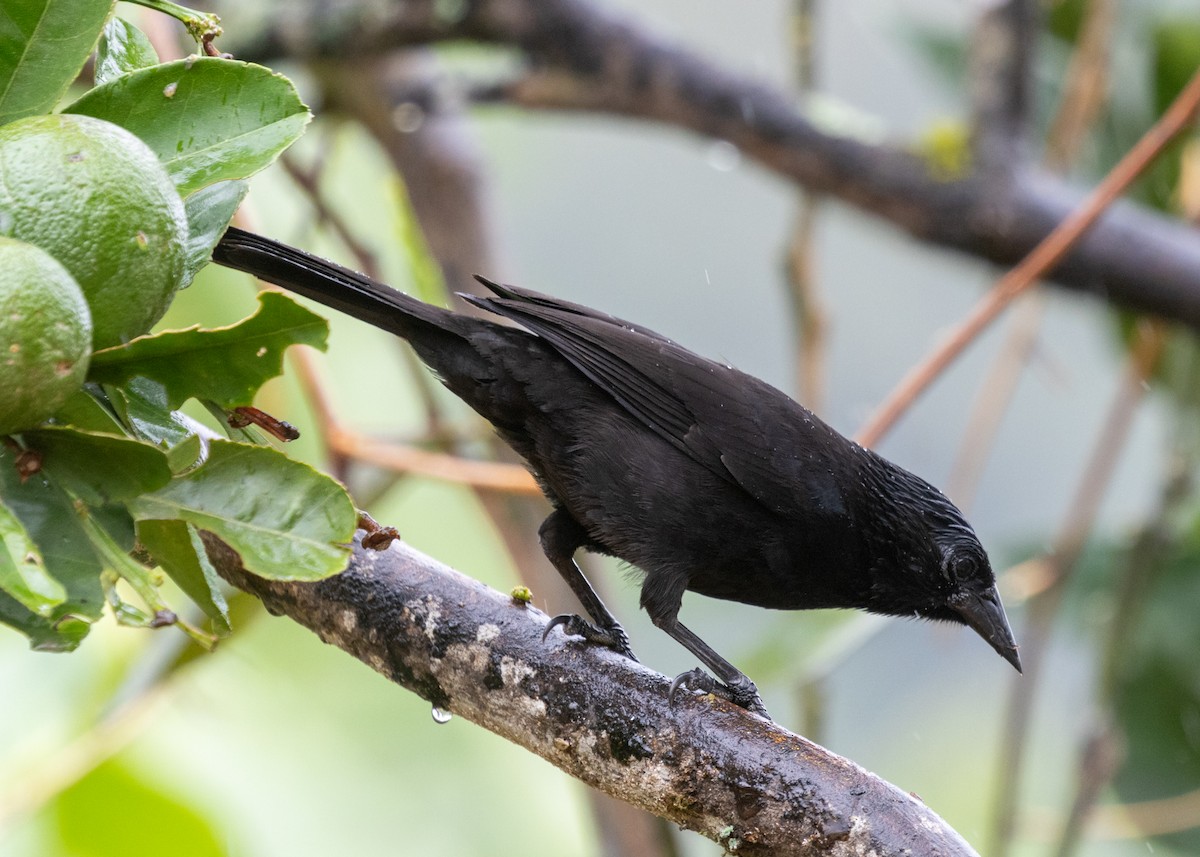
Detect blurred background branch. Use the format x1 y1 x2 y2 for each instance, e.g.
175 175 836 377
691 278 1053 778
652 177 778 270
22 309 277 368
232 0 1200 326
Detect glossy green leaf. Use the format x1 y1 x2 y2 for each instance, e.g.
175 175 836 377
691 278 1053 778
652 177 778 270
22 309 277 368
89 291 328 409
0 499 65 615
54 759 227 857
94 16 158 85
182 179 249 287
22 426 173 505
0 0 112 124
104 377 210 447
65 57 311 196
166 433 206 474
0 446 103 623
130 440 355 581
138 518 230 635
50 386 127 435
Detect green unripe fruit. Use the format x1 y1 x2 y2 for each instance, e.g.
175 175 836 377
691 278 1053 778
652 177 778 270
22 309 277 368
0 237 92 435
0 114 187 349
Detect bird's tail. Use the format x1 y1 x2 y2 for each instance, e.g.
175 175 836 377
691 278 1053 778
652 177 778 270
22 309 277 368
211 227 466 341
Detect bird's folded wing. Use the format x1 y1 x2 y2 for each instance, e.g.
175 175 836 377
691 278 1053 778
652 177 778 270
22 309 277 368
465 282 849 520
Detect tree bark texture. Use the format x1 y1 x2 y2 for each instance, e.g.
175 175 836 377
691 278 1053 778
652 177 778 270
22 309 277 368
207 532 979 857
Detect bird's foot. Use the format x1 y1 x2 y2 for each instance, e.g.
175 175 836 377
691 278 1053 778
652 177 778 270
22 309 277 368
543 613 639 662
668 668 771 719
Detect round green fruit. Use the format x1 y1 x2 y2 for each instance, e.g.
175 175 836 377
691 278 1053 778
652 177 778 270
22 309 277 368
0 237 93 435
0 114 187 349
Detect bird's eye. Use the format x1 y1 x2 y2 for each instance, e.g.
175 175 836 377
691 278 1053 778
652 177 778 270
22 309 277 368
946 554 976 583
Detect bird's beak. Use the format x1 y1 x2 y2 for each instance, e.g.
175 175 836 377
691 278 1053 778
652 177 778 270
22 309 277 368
951 585 1022 673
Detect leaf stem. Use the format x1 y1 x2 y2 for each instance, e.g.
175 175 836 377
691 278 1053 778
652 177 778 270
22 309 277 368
123 0 222 45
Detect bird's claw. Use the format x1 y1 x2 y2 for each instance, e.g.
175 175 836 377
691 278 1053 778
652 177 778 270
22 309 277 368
543 613 638 662
668 668 771 719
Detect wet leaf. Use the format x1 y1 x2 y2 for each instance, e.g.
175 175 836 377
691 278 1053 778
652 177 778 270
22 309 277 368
0 499 65 615
22 426 173 506
138 518 230 635
89 292 328 409
65 57 311 197
0 0 112 124
130 440 355 581
0 445 103 623
94 16 158 85
182 180 249 287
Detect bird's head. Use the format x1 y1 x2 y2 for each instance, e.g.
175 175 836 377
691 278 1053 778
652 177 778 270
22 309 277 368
860 455 1022 673
924 538 1021 673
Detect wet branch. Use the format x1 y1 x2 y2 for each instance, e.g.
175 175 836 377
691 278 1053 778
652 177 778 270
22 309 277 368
205 531 980 857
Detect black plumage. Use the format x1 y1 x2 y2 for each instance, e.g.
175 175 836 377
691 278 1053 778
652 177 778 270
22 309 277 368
212 227 1021 718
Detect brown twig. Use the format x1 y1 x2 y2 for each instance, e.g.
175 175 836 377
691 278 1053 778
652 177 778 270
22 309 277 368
944 293 1044 509
326 424 540 495
854 65 1200 447
947 0 1117 507
783 0 827 415
1044 0 1118 169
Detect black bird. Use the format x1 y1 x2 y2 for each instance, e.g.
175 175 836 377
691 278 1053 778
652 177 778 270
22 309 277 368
212 227 1021 718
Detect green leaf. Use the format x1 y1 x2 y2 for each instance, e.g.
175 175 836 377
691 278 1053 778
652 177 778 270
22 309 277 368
182 179 248 287
0 590 88 651
81 507 213 647
22 426 173 505
0 0 113 125
64 57 311 196
137 518 230 635
130 440 355 581
89 291 328 409
95 16 159 85
79 510 167 616
166 433 205 474
105 377 209 447
0 499 66 615
0 446 103 623
50 386 128 435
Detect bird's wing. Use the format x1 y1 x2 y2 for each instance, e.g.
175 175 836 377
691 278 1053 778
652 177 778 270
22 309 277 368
464 279 850 519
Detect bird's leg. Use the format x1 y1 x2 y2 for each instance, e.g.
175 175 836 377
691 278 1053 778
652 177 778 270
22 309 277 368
664 624 770 719
539 509 637 661
641 574 770 719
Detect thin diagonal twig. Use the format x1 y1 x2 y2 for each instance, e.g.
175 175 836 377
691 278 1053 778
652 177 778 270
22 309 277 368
855 65 1200 449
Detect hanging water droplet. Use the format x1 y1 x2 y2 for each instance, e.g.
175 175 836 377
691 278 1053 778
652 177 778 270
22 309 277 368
392 102 425 133
706 140 741 172
431 706 452 724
